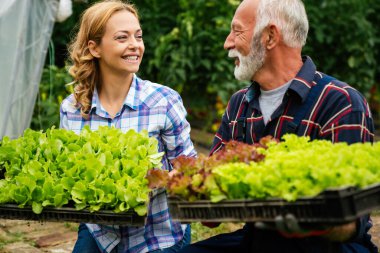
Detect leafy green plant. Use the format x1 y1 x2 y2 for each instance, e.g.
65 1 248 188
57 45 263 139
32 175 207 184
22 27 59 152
0 126 164 215
148 135 380 202
190 222 244 243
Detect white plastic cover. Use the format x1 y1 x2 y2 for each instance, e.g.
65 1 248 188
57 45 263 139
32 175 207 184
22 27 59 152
0 0 58 139
56 0 73 23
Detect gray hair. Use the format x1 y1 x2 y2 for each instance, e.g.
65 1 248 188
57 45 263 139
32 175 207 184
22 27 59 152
254 0 309 48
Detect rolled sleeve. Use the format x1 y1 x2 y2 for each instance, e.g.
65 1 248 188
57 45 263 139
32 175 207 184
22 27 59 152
59 103 69 130
162 92 196 160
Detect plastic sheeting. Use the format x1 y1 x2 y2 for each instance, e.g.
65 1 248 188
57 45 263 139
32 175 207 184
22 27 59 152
0 0 58 139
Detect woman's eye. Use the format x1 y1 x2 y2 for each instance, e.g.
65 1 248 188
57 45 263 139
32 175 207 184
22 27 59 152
116 35 128 40
136 34 143 40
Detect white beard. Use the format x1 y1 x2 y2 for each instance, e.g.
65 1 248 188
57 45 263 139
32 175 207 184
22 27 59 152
228 34 266 81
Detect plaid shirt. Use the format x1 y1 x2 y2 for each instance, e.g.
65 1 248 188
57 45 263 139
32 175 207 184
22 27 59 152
210 56 377 252
60 75 196 253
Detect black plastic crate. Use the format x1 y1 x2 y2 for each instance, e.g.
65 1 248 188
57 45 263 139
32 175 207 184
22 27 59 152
168 183 380 224
0 204 145 225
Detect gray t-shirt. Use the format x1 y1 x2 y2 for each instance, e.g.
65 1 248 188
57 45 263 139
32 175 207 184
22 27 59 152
259 81 291 125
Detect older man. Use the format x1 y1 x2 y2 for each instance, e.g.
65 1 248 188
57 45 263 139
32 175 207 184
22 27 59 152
179 0 377 252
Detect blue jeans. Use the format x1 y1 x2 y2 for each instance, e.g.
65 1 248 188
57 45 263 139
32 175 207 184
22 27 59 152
178 224 376 253
72 223 98 253
72 223 191 253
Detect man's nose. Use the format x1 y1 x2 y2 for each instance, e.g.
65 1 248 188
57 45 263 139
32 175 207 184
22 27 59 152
224 31 235 50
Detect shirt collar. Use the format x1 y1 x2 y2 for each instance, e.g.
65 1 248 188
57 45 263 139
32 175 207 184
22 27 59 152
245 56 316 104
91 89 99 112
288 56 317 103
124 74 140 111
91 88 109 118
90 74 140 116
245 81 260 103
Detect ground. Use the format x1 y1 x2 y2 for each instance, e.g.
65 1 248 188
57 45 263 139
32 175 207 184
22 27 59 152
0 216 379 252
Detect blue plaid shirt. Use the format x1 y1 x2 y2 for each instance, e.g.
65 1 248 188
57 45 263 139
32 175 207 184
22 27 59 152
60 75 196 253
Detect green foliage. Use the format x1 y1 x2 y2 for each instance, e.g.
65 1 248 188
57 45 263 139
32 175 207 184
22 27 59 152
38 0 380 131
303 0 380 97
0 126 164 215
31 65 73 130
228 135 380 201
159 135 380 202
190 222 244 243
50 1 94 66
137 0 242 128
139 0 240 98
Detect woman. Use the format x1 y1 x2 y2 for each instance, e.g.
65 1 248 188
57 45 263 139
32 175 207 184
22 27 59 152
60 1 196 252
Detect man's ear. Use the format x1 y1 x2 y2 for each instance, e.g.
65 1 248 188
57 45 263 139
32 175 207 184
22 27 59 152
264 24 280 50
88 40 101 58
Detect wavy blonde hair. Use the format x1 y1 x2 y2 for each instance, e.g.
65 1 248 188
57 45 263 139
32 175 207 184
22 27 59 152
68 0 139 119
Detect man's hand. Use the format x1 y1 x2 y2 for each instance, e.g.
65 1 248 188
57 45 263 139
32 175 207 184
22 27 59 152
255 214 330 238
255 214 356 241
321 221 357 242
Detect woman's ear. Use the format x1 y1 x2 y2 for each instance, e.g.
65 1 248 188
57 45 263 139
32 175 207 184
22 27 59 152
88 40 101 58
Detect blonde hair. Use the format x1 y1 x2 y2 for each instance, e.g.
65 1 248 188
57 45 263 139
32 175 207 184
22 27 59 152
68 0 139 119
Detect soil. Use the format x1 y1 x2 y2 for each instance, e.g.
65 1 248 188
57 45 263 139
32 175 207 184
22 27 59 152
0 215 379 252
